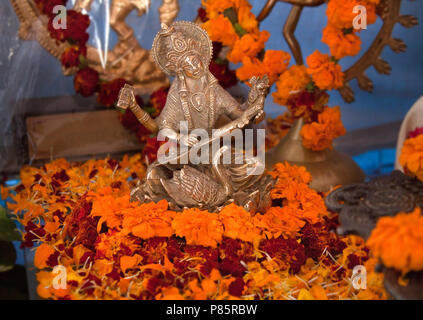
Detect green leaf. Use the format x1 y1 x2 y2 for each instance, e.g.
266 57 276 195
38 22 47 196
343 27 354 35
0 241 16 272
306 81 315 93
223 7 238 24
233 23 247 37
0 207 21 242
78 54 88 69
330 56 339 64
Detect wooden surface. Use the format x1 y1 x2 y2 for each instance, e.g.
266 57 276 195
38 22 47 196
334 121 401 156
26 110 142 161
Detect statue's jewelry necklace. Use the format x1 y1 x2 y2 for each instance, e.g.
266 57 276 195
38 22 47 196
190 89 208 112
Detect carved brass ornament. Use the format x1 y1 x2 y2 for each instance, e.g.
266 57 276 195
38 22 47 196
256 0 418 102
10 0 180 94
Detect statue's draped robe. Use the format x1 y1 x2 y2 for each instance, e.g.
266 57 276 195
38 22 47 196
155 72 243 133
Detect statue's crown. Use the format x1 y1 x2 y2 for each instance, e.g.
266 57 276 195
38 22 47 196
152 21 213 76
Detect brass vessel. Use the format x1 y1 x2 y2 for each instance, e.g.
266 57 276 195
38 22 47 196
265 118 365 192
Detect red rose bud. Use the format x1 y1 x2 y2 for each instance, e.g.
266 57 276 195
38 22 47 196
97 78 127 107
74 67 99 97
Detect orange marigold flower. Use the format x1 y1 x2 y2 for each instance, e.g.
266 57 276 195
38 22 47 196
237 5 258 33
301 106 346 151
156 286 184 300
218 203 260 242
270 183 324 224
34 243 56 269
203 0 251 19
322 24 361 59
268 161 325 223
95 230 140 260
399 134 423 181
367 208 423 274
227 30 269 64
306 50 344 90
90 194 132 232
262 50 291 84
268 161 312 185
121 199 175 239
326 0 378 30
120 254 142 273
272 65 310 106
236 50 290 85
36 270 55 299
235 56 264 81
254 206 306 239
172 208 224 248
1 185 8 200
93 259 114 277
202 15 239 47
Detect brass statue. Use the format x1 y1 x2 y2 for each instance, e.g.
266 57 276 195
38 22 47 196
117 21 274 213
73 0 180 94
11 0 180 94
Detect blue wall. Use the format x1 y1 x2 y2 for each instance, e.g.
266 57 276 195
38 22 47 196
2 0 422 131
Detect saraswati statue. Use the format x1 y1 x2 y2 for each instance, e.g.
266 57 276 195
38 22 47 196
117 21 274 213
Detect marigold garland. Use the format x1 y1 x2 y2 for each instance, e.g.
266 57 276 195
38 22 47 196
300 106 346 151
241 0 379 151
201 0 291 85
306 51 345 91
4 157 388 300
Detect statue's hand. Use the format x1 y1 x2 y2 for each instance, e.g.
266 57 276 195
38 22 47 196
248 75 269 104
253 110 265 124
117 84 136 110
180 133 199 147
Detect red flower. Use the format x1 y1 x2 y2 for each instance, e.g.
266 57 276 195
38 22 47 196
197 7 208 22
150 87 169 116
228 278 245 297
408 126 423 139
142 137 165 164
212 42 223 60
21 221 46 248
209 60 237 89
74 67 99 97
61 45 86 69
136 125 151 143
52 169 70 182
120 109 140 133
35 0 67 17
48 10 90 46
260 237 306 274
97 78 126 107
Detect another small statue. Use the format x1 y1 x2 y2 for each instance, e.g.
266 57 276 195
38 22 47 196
117 21 274 213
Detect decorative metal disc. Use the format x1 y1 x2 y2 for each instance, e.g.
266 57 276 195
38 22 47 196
325 170 422 239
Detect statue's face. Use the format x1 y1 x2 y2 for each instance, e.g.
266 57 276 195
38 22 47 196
181 54 204 79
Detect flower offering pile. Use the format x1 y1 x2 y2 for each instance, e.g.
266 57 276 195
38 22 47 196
4 156 388 300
